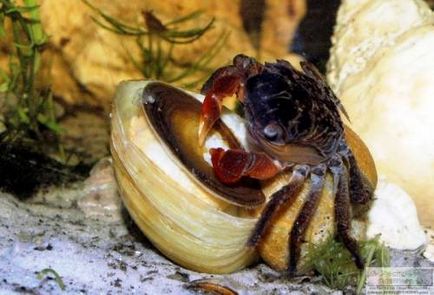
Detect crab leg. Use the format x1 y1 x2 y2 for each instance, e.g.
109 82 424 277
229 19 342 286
331 160 364 269
210 148 282 184
288 164 326 275
198 70 243 146
347 152 374 205
247 165 309 247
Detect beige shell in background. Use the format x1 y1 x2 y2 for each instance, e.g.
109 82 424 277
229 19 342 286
110 81 376 273
327 0 433 93
328 0 434 227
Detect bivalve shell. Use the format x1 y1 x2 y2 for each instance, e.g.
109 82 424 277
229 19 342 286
111 81 258 273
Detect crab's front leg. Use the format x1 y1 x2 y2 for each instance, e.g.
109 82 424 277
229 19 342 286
198 54 262 146
347 152 374 205
198 69 244 145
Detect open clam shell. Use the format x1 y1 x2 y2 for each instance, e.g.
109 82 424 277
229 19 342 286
111 81 259 273
111 80 375 274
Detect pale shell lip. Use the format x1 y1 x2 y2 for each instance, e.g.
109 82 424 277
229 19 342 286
367 177 427 250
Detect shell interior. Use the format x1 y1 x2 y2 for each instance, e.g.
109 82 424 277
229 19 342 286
142 82 265 207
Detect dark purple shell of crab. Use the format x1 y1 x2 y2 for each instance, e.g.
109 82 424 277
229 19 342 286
243 60 344 164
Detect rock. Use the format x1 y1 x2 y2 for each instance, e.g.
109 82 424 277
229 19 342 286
367 177 427 250
78 157 122 221
327 0 433 93
327 0 434 227
423 228 434 263
32 0 306 110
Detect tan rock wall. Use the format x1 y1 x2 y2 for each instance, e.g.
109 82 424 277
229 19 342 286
16 0 304 110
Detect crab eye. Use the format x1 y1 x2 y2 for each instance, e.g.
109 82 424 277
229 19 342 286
263 123 283 141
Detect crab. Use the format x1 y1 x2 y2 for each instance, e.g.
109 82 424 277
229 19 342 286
197 54 374 275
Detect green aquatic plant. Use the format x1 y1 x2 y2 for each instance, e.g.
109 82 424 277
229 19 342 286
303 234 390 292
0 0 62 147
37 268 66 291
0 1 87 197
83 0 227 89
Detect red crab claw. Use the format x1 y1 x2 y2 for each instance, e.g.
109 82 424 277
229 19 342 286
210 148 282 184
198 54 263 146
198 73 242 146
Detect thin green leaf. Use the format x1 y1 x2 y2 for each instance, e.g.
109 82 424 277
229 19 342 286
0 82 8 92
37 114 62 133
168 30 228 84
90 16 143 36
0 12 5 37
147 33 157 77
0 68 9 92
7 61 20 91
155 39 164 78
164 19 214 38
160 42 174 72
0 67 9 80
161 19 214 44
356 244 375 294
128 37 150 77
37 268 65 291
82 0 148 36
5 4 39 14
17 107 30 124
13 41 34 50
164 10 203 26
23 0 46 47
